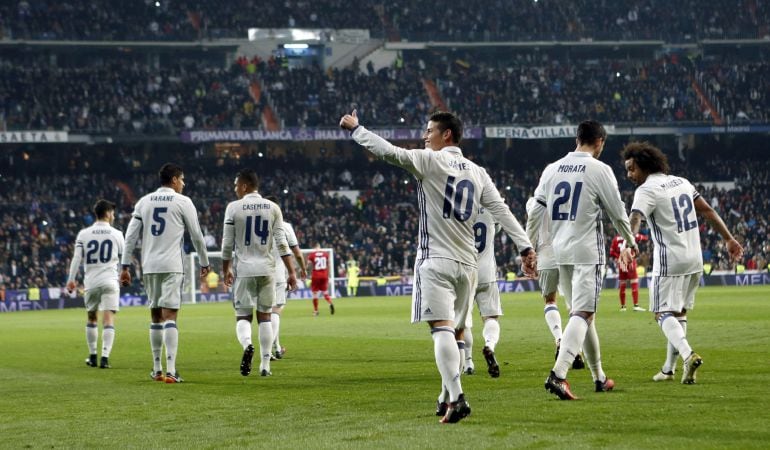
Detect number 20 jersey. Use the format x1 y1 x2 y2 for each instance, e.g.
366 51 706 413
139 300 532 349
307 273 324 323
71 222 125 289
533 151 634 265
631 173 702 276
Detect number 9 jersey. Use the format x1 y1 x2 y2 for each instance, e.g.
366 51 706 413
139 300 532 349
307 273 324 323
630 173 702 276
532 151 635 265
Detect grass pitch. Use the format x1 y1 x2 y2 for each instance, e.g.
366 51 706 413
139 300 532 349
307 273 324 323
1 286 769 449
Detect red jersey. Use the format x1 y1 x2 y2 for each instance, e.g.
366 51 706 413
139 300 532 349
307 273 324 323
308 251 330 280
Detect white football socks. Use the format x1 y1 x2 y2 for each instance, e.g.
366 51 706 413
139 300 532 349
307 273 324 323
150 323 163 372
86 323 98 355
432 327 462 402
553 315 589 379
660 315 691 365
582 320 606 383
482 318 500 351
101 325 115 358
544 304 563 343
236 319 252 348
271 312 281 351
163 321 178 375
258 321 273 373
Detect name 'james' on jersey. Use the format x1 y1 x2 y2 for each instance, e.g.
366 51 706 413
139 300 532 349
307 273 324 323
631 173 703 276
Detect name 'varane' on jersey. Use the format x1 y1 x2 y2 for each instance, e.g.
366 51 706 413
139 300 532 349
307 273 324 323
222 193 289 278
68 222 125 289
631 173 703 276
532 152 635 265
122 187 209 273
351 127 532 266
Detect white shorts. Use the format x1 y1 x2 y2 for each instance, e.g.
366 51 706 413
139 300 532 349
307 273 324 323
412 257 477 327
474 281 502 318
538 268 559 298
143 273 184 310
649 273 700 313
84 283 120 312
233 275 275 314
273 281 287 307
558 264 603 313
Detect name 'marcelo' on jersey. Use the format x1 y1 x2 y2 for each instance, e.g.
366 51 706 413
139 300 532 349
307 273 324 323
530 151 635 265
68 222 125 289
122 186 209 273
352 126 532 266
222 192 289 278
631 173 703 276
474 208 501 284
273 221 299 282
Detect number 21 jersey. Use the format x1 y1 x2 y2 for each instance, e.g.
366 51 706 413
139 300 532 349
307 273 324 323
631 173 702 276
533 151 634 265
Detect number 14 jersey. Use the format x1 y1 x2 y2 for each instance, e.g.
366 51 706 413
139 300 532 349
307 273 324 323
631 173 702 276
533 151 635 265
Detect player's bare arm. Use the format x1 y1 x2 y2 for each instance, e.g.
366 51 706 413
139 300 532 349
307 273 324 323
693 196 744 262
619 211 644 272
119 266 131 287
222 259 234 287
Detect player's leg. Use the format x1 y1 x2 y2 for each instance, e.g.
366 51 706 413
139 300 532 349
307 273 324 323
159 273 184 383
652 274 702 383
618 277 626 309
256 276 276 376
541 269 563 358
272 281 287 358
462 310 474 375
311 277 320 315
631 276 643 311
321 277 334 314
83 289 99 367
476 281 502 378
99 285 119 369
233 276 255 376
143 274 166 380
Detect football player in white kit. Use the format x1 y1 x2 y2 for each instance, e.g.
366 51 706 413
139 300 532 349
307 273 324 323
340 110 535 423
121 163 210 383
526 198 586 370
461 208 505 378
264 195 307 361
67 199 125 369
529 120 636 400
221 170 298 377
622 142 743 384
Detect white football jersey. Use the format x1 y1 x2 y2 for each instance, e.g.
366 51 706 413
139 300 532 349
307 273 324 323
631 173 703 276
352 126 532 267
273 221 299 283
68 222 125 289
222 192 289 278
474 208 500 284
531 151 635 265
122 187 209 273
525 197 556 270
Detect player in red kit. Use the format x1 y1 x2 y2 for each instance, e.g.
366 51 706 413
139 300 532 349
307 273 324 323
610 234 645 311
307 243 335 315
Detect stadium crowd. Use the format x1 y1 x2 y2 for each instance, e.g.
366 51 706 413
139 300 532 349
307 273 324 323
3 53 770 133
1 146 767 292
2 0 768 42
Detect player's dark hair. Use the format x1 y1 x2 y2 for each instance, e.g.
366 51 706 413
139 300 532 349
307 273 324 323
429 111 463 144
159 163 184 186
93 199 116 219
576 120 607 146
621 141 670 175
236 169 260 189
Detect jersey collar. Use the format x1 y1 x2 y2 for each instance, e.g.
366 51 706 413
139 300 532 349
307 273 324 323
244 191 262 199
442 146 463 155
